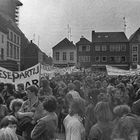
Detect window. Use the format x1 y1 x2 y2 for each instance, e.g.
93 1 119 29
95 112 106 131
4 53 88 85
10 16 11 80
110 56 115 62
7 30 9 40
55 52 59 60
79 56 83 62
132 54 138 62
132 45 138 52
95 56 100 62
102 56 107 62
63 52 66 60
10 43 13 58
14 34 16 43
110 45 114 51
10 32 13 42
121 56 126 62
2 35 4 43
14 45 16 59
86 45 90 51
115 45 120 51
17 36 19 45
82 46 86 51
17 47 19 59
1 48 4 60
121 44 126 51
95 45 100 51
7 42 9 57
85 56 90 62
79 46 82 52
70 52 74 61
102 45 107 51
115 56 121 63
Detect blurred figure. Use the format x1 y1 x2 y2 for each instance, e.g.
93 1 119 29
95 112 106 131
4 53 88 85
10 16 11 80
0 95 8 123
38 79 53 101
111 114 139 140
64 98 85 140
0 127 18 140
0 115 24 140
15 84 27 101
89 101 113 140
31 95 58 140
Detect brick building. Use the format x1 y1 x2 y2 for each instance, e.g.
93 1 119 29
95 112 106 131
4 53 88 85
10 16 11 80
76 36 92 68
91 31 130 70
129 28 140 69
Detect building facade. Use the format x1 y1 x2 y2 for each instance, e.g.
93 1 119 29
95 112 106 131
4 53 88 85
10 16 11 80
129 28 140 69
76 36 92 68
91 31 130 70
0 0 23 23
0 13 21 71
52 38 77 67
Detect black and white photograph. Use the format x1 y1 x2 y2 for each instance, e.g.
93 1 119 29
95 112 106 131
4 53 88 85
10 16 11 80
0 0 140 140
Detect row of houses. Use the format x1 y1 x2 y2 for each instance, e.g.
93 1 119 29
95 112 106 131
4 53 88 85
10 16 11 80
52 28 140 70
0 0 52 71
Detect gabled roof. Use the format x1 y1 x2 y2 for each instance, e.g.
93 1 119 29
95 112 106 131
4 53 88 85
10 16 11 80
129 28 140 42
76 36 91 45
92 31 128 43
52 38 75 49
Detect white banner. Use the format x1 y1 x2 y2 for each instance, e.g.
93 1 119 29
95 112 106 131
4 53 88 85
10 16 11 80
106 65 140 76
0 66 13 83
106 65 130 76
13 63 40 88
0 64 40 88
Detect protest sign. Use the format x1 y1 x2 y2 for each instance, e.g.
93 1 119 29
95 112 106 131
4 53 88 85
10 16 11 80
13 63 40 88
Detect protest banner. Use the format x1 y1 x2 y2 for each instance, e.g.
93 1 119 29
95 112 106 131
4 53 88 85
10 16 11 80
106 65 130 76
0 66 13 84
13 63 40 88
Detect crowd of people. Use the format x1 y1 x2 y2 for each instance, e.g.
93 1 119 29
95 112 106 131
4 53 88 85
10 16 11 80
0 71 140 140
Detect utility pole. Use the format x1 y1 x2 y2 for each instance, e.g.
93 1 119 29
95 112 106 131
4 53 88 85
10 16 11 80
67 24 72 41
38 35 40 47
123 17 127 34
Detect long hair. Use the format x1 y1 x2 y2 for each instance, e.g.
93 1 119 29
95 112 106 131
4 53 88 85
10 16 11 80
69 98 85 117
94 101 113 122
111 114 139 140
0 127 18 140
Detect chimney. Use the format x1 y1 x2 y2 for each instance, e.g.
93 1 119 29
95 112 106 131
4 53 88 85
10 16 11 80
92 30 95 42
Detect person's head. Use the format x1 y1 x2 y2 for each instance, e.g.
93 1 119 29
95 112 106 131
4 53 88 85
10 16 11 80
40 79 50 88
0 127 18 140
73 80 81 90
111 115 139 140
102 80 108 88
113 104 131 118
26 85 38 99
43 95 57 112
69 98 85 117
95 80 102 89
17 83 24 91
94 101 113 122
116 83 126 94
134 77 140 88
9 99 23 113
67 83 75 91
0 116 18 133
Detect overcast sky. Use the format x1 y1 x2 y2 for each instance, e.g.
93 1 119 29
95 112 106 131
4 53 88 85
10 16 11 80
19 0 140 56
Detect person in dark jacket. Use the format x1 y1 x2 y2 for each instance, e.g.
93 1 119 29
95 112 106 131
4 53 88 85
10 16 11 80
31 95 58 140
